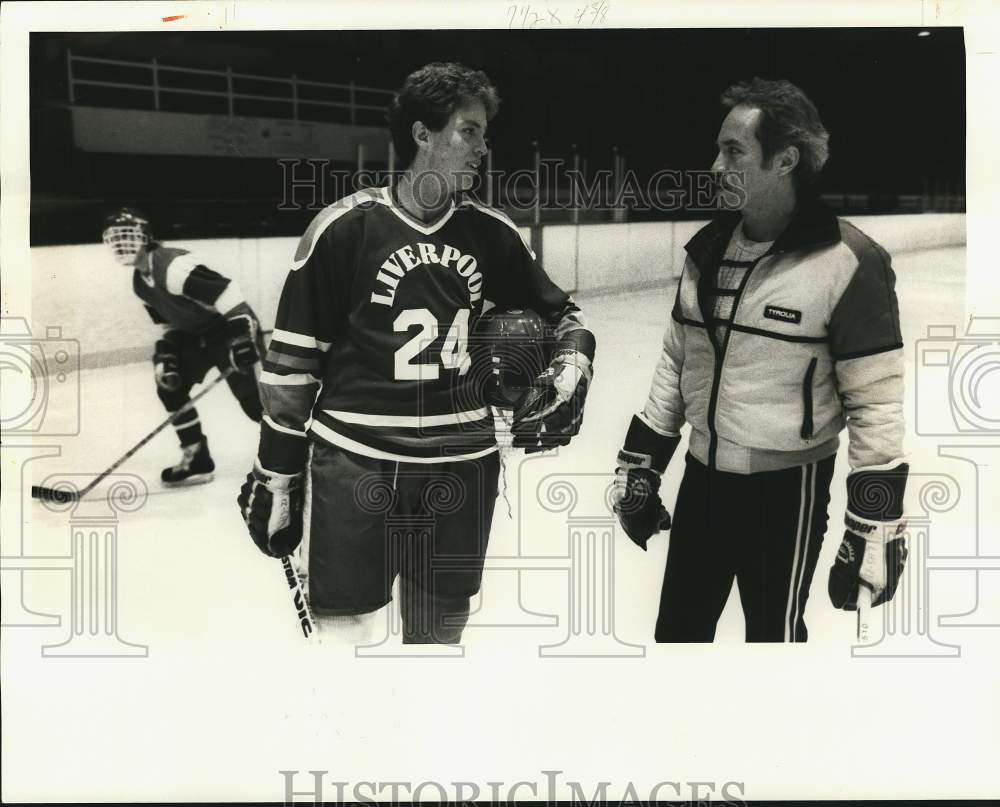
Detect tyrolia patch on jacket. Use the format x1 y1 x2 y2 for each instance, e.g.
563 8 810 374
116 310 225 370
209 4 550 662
763 305 802 324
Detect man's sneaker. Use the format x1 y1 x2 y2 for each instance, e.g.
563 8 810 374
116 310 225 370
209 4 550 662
161 437 215 486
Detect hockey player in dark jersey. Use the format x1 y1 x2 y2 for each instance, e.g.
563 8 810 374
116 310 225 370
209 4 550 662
103 208 264 486
238 62 596 644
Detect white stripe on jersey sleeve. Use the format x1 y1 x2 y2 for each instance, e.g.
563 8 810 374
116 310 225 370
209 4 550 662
263 414 309 437
164 254 201 296
260 370 321 386
271 328 332 351
214 278 246 316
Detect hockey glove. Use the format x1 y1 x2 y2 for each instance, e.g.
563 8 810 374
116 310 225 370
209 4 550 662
153 335 183 392
829 462 909 610
510 350 592 453
237 461 305 558
612 414 681 550
225 314 260 372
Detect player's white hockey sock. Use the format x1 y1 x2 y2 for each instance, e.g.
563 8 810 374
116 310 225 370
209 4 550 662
313 611 378 644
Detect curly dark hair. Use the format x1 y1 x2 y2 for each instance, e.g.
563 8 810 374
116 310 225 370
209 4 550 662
721 77 830 186
388 62 500 168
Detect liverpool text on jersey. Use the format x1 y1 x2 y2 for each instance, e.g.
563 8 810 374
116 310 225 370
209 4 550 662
370 242 483 307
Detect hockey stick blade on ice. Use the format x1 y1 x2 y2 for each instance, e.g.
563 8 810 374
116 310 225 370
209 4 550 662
31 368 236 504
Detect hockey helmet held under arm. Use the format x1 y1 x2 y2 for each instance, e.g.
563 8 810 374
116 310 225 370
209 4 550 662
471 307 550 409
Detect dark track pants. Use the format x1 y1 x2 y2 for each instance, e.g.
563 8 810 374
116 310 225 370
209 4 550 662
655 452 836 643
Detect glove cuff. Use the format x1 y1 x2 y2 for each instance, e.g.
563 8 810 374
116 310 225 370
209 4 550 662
552 349 592 378
258 417 310 474
620 414 680 474
844 509 906 543
252 459 302 491
845 459 908 537
555 328 596 363
225 313 255 339
549 351 591 402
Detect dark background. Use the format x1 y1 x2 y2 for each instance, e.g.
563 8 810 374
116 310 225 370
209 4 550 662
30 28 966 244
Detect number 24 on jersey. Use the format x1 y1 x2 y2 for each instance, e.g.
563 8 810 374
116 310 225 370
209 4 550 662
393 308 471 381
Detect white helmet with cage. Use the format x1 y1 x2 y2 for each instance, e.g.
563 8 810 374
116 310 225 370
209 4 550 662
102 207 152 265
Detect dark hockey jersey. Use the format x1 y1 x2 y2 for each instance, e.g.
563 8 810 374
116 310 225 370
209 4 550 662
258 185 595 468
132 244 247 334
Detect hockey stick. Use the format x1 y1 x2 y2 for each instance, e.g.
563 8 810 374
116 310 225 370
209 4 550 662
281 554 318 642
856 584 875 643
31 367 236 504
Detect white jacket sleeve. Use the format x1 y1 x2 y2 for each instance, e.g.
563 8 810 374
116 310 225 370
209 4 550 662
641 273 687 436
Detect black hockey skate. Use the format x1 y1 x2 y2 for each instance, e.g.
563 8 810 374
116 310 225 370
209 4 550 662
161 437 215 486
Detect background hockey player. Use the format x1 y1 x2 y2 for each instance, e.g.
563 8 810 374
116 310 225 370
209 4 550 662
238 62 595 644
103 208 264 486
612 78 908 642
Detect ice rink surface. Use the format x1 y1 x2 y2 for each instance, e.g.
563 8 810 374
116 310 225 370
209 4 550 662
6 244 999 801
14 243 968 642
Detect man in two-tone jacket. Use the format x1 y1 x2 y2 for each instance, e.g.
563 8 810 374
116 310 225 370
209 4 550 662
613 78 908 642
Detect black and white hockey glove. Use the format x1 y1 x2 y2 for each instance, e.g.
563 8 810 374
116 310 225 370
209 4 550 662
829 461 909 610
225 314 260 372
612 414 681 550
237 461 304 558
510 350 592 453
153 334 183 392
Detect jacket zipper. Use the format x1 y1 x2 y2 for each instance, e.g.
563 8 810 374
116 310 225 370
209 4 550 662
800 356 817 440
706 256 764 469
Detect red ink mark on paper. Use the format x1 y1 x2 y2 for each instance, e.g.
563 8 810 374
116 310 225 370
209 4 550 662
162 15 186 22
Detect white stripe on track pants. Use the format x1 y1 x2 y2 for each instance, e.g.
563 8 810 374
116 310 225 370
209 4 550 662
654 452 836 642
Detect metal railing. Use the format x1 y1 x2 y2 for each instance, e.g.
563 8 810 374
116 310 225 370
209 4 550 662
66 49 394 125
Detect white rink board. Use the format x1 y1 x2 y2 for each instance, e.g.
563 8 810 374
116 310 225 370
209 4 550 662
29 214 965 367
